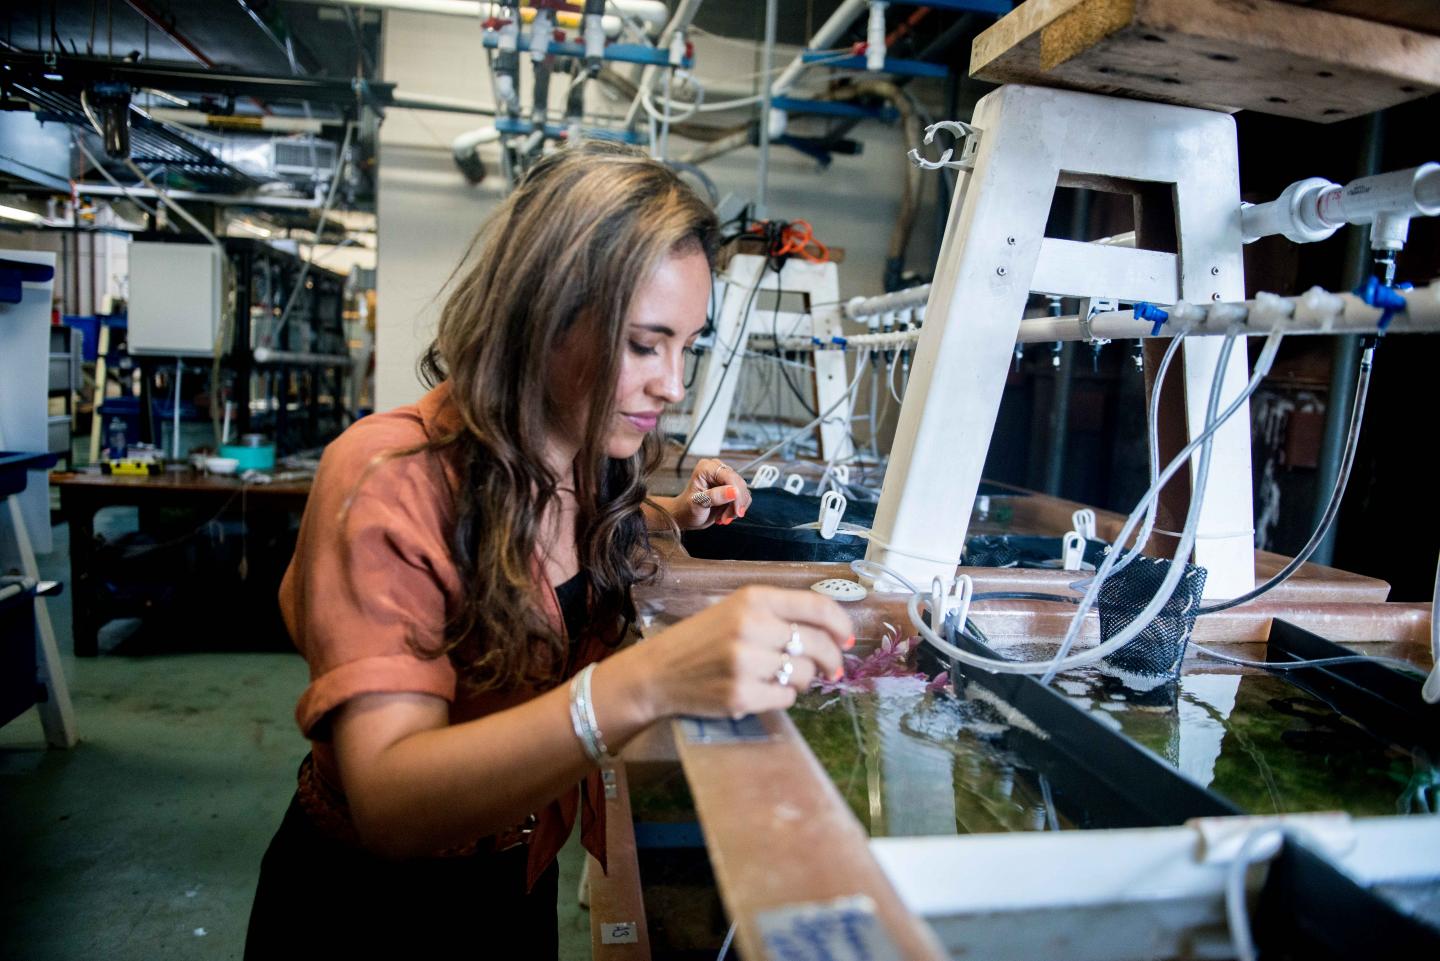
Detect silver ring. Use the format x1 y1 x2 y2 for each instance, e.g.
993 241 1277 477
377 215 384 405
774 653 794 687
784 623 804 658
689 489 714 508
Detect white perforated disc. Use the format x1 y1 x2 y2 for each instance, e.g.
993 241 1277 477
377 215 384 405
810 578 868 602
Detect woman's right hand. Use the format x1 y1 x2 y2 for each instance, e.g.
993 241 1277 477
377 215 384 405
629 585 854 720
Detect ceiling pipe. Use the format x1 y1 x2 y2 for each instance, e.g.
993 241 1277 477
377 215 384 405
391 92 496 115
667 0 870 154
621 0 705 127
147 107 332 133
292 0 650 32
770 0 868 101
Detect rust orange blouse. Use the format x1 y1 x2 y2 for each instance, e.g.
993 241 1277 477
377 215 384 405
279 381 610 890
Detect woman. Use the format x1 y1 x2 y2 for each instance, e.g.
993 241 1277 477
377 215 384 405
244 142 852 957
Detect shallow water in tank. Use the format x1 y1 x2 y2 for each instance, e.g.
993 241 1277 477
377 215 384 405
789 676 1074 837
1047 664 1438 817
788 658 1438 835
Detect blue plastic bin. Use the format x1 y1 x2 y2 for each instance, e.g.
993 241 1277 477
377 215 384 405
0 451 59 500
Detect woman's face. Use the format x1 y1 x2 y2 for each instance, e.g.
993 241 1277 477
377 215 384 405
550 247 712 462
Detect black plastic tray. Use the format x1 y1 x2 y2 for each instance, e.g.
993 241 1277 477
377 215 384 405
935 625 1242 828
1267 619 1439 754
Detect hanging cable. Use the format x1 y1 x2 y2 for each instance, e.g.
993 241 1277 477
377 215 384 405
673 268 766 472
852 329 1259 677
1197 342 1374 614
266 121 356 348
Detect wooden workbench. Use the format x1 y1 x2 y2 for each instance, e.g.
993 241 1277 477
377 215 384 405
970 0 1440 123
604 559 1433 961
53 470 311 656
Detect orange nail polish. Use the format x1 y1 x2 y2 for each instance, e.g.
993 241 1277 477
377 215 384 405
844 635 856 650
832 666 844 681
737 504 747 518
723 485 738 500
719 516 732 526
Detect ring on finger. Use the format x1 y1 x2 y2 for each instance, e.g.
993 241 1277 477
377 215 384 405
774 653 795 687
689 489 714 508
784 622 804 658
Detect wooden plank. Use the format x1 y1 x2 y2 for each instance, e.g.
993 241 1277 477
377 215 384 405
672 711 948 961
589 761 652 961
965 599 1432 646
642 560 1427 647
971 0 1440 123
1276 0 1440 36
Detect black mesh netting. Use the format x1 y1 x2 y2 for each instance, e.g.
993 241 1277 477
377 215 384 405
1096 553 1208 684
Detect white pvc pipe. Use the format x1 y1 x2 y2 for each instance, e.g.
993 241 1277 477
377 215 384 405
1019 283 1440 341
770 0 868 99
845 284 931 320
758 282 1440 352
607 0 668 28
622 0 705 127
297 0 635 31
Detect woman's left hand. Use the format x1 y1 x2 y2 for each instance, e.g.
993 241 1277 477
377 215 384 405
665 458 752 531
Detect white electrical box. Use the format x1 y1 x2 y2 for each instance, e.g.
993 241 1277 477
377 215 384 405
127 241 223 356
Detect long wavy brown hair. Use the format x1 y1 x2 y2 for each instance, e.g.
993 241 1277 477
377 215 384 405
417 142 717 692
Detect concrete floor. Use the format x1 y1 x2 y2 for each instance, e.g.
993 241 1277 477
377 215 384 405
1 513 592 960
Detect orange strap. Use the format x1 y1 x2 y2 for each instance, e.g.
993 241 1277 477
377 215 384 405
748 219 831 264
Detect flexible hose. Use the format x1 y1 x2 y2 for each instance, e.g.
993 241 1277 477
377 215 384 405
858 329 1285 678
1198 344 1373 613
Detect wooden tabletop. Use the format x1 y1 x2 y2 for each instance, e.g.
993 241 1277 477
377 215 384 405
52 469 312 501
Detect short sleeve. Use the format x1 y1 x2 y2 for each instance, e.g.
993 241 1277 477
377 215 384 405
282 418 461 738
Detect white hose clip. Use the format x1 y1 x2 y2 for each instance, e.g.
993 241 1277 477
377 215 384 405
1071 509 1097 541
819 490 847 540
752 464 780 489
930 574 974 631
783 473 806 495
833 463 850 487
907 120 978 173
1062 530 1086 571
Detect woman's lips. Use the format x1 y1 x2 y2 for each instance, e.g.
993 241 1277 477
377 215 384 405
623 412 660 432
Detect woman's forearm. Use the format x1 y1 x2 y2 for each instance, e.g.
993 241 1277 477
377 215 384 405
334 648 659 859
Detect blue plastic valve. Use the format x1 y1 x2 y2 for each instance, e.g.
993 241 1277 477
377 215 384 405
1133 302 1170 337
1354 277 1409 334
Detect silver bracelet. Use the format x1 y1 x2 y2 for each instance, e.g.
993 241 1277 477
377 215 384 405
568 663 616 766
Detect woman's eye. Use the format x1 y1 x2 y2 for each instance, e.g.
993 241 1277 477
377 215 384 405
628 341 660 357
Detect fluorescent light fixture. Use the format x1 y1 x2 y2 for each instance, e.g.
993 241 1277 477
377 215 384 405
231 219 273 238
0 204 42 223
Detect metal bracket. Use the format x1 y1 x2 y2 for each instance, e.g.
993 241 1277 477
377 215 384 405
907 119 979 172
1078 298 1118 345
